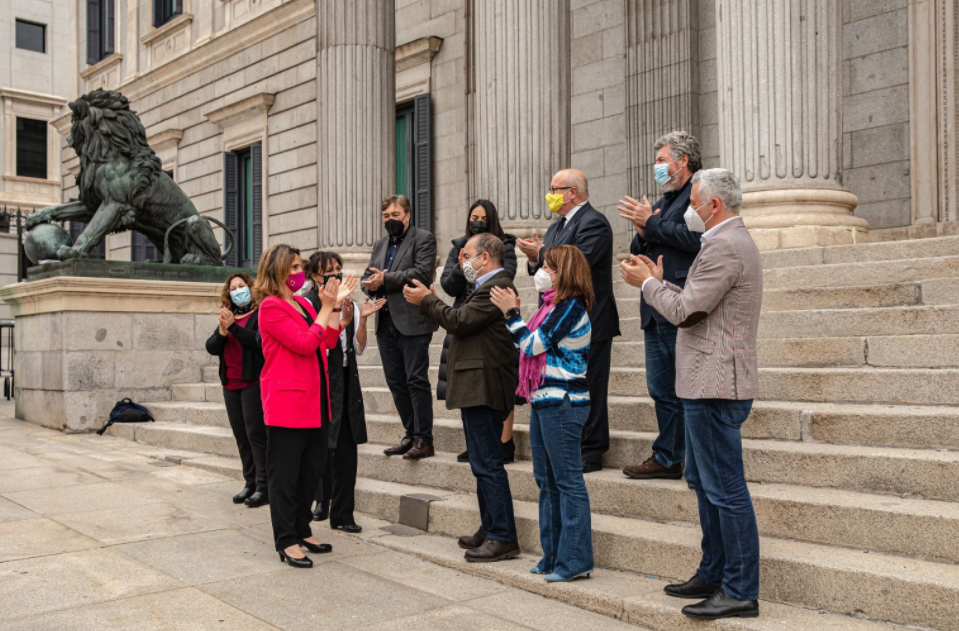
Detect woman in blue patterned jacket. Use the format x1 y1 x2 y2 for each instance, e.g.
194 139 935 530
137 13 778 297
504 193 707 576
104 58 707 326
490 245 594 583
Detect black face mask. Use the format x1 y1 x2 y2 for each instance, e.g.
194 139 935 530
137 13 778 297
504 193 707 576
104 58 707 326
385 219 406 238
323 272 343 283
469 221 489 235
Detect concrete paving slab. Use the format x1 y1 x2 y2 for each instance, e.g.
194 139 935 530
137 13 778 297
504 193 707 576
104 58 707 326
199 561 451 631
241 519 385 562
0 495 38 523
0 516 100 562
468 589 646 631
5 481 163 516
118 529 290 585
120 476 274 528
0 447 51 471
0 587 283 631
52 500 231 545
0 547 182 621
362 604 533 631
340 548 508 603
30 449 155 481
0 464 101 493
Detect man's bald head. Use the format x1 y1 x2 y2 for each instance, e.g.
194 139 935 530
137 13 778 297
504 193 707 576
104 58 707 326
554 169 589 196
549 169 589 217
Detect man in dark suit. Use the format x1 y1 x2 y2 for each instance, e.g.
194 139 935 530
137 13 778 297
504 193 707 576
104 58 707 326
362 195 438 460
618 131 703 480
404 233 520 562
517 169 620 473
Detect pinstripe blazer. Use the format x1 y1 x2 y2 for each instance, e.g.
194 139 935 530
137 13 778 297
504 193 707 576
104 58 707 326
642 217 762 400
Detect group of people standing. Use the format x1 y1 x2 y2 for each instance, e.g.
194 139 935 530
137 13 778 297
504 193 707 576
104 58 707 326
206 129 764 622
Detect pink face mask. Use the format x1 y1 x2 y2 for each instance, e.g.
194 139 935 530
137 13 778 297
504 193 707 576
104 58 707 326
286 271 306 292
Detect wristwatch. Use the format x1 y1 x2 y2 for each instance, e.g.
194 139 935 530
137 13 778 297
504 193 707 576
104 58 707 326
505 307 520 319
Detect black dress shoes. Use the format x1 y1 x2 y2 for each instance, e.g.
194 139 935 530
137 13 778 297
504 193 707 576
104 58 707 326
581 460 602 474
233 486 255 504
313 500 330 521
244 491 268 507
664 573 721 599
457 528 485 550
278 550 313 568
464 540 521 563
332 523 363 533
299 539 333 554
457 450 470 463
682 590 759 620
384 437 415 456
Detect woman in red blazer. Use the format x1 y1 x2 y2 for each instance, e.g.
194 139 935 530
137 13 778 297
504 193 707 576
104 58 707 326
254 243 356 568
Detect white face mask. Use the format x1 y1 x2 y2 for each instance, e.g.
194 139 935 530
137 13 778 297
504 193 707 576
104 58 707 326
533 268 553 293
684 201 711 233
461 255 483 284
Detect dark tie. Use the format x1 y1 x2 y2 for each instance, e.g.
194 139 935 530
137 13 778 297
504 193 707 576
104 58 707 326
553 217 566 243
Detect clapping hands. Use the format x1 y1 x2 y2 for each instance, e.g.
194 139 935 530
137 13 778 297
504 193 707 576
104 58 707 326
489 286 520 315
620 254 664 288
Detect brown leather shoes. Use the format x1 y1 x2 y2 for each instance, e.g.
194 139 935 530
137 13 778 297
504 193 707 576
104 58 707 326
402 439 435 460
623 454 683 480
464 539 520 563
384 437 414 456
457 528 485 550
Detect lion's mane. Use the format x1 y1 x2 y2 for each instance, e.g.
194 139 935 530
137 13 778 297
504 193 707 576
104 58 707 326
69 89 162 210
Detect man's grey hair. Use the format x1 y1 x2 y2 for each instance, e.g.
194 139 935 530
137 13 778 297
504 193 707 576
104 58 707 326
654 131 702 173
468 232 505 266
692 168 742 214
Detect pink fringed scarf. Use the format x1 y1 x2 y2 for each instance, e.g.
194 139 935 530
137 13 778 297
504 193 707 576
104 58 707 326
516 289 557 400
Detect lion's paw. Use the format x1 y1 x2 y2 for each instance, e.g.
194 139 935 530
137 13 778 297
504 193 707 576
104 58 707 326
57 245 82 261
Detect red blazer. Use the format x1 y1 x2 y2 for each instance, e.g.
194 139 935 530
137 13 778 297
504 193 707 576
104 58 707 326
258 295 340 428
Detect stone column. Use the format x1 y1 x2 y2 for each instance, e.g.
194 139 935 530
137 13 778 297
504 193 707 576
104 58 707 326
316 0 395 266
716 0 868 249
468 0 570 236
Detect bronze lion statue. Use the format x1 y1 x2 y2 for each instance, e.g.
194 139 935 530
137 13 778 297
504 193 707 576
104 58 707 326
26 89 224 265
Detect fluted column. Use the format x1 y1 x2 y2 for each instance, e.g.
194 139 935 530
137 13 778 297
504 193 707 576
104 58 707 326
468 0 570 234
716 0 868 249
316 0 395 263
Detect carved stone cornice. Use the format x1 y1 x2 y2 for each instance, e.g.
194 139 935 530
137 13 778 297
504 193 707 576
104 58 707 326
79 53 123 79
203 93 275 129
147 128 185 150
396 37 443 72
141 13 194 46
0 88 66 109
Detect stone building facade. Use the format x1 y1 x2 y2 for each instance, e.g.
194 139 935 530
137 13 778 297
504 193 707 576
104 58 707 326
9 0 959 271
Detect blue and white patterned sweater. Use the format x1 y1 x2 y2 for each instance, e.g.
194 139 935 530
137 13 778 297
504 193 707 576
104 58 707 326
506 298 591 409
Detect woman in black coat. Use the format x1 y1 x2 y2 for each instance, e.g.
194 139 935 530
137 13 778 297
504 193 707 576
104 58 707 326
304 251 385 532
439 199 519 463
205 272 268 507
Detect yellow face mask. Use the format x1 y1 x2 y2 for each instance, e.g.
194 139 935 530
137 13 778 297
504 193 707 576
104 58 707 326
545 192 566 214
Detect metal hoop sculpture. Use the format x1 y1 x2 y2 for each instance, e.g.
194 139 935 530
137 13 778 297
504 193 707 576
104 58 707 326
162 215 237 264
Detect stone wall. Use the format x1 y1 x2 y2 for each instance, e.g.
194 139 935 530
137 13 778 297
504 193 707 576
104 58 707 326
0 234 18 321
842 0 912 230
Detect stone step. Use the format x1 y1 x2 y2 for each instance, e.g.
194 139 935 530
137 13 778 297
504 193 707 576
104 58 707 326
201 365 219 384
760 234 959 269
355 444 959 564
171 382 223 403
169 455 929 631
364 415 959 502
351 478 959 631
145 401 230 428
372 527 916 631
358 364 959 406
764 255 959 290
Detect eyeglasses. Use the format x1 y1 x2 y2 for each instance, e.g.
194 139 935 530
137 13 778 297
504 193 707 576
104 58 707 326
548 186 572 194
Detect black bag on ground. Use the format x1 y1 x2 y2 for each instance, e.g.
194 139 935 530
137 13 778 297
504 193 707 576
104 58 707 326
97 398 154 435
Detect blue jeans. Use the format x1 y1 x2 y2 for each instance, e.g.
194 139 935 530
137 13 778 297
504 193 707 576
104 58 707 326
461 405 518 543
682 398 760 601
529 396 594 579
646 321 685 469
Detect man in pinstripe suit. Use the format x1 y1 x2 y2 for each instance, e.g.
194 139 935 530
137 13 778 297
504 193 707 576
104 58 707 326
621 169 763 621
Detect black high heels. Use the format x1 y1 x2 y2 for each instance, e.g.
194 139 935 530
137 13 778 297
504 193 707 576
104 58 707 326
299 539 333 554
232 486 255 504
278 549 313 568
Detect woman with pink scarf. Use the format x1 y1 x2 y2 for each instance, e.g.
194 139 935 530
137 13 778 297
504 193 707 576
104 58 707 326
490 245 595 583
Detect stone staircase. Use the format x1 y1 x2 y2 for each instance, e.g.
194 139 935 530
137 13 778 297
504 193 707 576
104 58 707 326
108 235 959 631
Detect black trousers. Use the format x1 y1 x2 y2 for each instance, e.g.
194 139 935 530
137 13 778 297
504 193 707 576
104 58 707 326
315 373 360 527
581 337 612 466
222 383 267 490
376 310 433 442
267 422 329 551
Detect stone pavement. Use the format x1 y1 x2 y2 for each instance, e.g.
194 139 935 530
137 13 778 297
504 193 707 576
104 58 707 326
0 403 641 631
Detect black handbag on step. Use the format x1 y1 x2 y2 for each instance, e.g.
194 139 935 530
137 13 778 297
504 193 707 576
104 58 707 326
97 398 155 436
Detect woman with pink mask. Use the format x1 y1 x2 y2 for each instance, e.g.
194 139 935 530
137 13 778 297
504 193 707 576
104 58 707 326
253 244 356 568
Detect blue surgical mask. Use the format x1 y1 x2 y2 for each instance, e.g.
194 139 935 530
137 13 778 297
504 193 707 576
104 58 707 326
654 160 677 187
230 286 252 307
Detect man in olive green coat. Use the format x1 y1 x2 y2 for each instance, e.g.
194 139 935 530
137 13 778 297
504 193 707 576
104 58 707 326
403 233 520 563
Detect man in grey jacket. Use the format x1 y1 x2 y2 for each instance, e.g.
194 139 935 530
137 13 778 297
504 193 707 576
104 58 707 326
621 169 763 621
362 195 438 460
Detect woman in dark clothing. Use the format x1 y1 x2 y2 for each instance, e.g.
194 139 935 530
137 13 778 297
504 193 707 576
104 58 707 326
305 251 385 532
439 200 519 464
205 272 269 507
